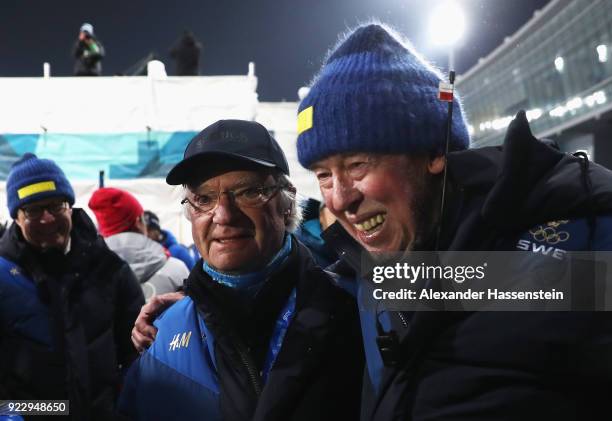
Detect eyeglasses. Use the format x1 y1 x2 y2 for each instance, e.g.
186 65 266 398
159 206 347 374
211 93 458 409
181 184 284 214
21 201 69 220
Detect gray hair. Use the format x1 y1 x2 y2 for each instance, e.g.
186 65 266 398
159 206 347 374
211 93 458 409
275 173 301 233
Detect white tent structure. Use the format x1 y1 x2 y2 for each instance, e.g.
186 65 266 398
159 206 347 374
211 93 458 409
0 61 316 245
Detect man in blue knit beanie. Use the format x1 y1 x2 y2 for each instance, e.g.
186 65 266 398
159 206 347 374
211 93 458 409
5 153 76 249
0 154 144 419
296 23 612 420
298 23 469 255
297 23 469 168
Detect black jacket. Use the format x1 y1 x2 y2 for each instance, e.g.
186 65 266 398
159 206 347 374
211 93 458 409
119 237 364 420
73 37 105 76
331 112 612 420
0 208 144 420
169 32 201 76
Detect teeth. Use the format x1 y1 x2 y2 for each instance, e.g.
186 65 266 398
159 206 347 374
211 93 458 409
354 214 386 232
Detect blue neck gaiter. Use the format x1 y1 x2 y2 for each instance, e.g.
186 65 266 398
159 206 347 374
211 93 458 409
203 235 293 298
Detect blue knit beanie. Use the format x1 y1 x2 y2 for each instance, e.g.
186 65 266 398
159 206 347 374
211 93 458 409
297 23 470 168
6 153 75 218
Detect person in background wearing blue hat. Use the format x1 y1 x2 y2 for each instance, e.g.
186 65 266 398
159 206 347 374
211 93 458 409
295 23 612 420
73 22 105 76
119 120 363 421
143 210 196 270
0 154 144 420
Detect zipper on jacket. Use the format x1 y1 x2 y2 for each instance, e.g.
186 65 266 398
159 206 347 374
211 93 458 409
237 346 262 396
396 311 409 328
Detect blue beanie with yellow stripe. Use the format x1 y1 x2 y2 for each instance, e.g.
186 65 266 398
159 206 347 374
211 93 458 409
7 153 75 218
296 23 470 168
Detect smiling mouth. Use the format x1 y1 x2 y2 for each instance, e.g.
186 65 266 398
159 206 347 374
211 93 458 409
354 213 386 233
39 230 61 237
215 235 251 243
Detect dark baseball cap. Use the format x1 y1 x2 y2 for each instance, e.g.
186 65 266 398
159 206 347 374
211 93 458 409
166 119 290 185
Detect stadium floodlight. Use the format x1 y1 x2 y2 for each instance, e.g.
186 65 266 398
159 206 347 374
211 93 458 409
428 0 466 46
428 0 467 69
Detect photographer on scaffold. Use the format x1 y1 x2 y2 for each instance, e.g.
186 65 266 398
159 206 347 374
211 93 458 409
73 22 105 76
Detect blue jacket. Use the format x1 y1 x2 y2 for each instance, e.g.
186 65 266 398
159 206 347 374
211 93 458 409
161 229 195 270
119 297 222 420
326 114 612 420
0 209 144 421
119 239 363 421
294 198 338 269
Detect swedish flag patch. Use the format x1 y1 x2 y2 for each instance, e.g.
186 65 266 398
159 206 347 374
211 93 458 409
297 106 313 135
17 181 57 199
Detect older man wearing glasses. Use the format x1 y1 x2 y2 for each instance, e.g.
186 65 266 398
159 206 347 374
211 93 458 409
0 153 144 420
118 120 363 421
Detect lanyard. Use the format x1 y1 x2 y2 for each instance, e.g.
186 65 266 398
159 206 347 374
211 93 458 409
261 287 297 383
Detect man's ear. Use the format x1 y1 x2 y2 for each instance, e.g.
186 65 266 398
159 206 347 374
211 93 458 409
428 155 446 175
14 213 25 231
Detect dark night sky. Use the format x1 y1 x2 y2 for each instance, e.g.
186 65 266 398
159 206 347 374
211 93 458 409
0 0 549 101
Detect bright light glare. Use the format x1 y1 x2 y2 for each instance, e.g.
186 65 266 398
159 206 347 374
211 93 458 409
585 94 597 107
566 97 583 111
597 44 608 63
492 116 513 131
526 108 542 121
549 105 567 118
428 0 467 47
554 56 565 72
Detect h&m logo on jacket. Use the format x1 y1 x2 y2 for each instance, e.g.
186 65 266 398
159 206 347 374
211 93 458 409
169 331 192 351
